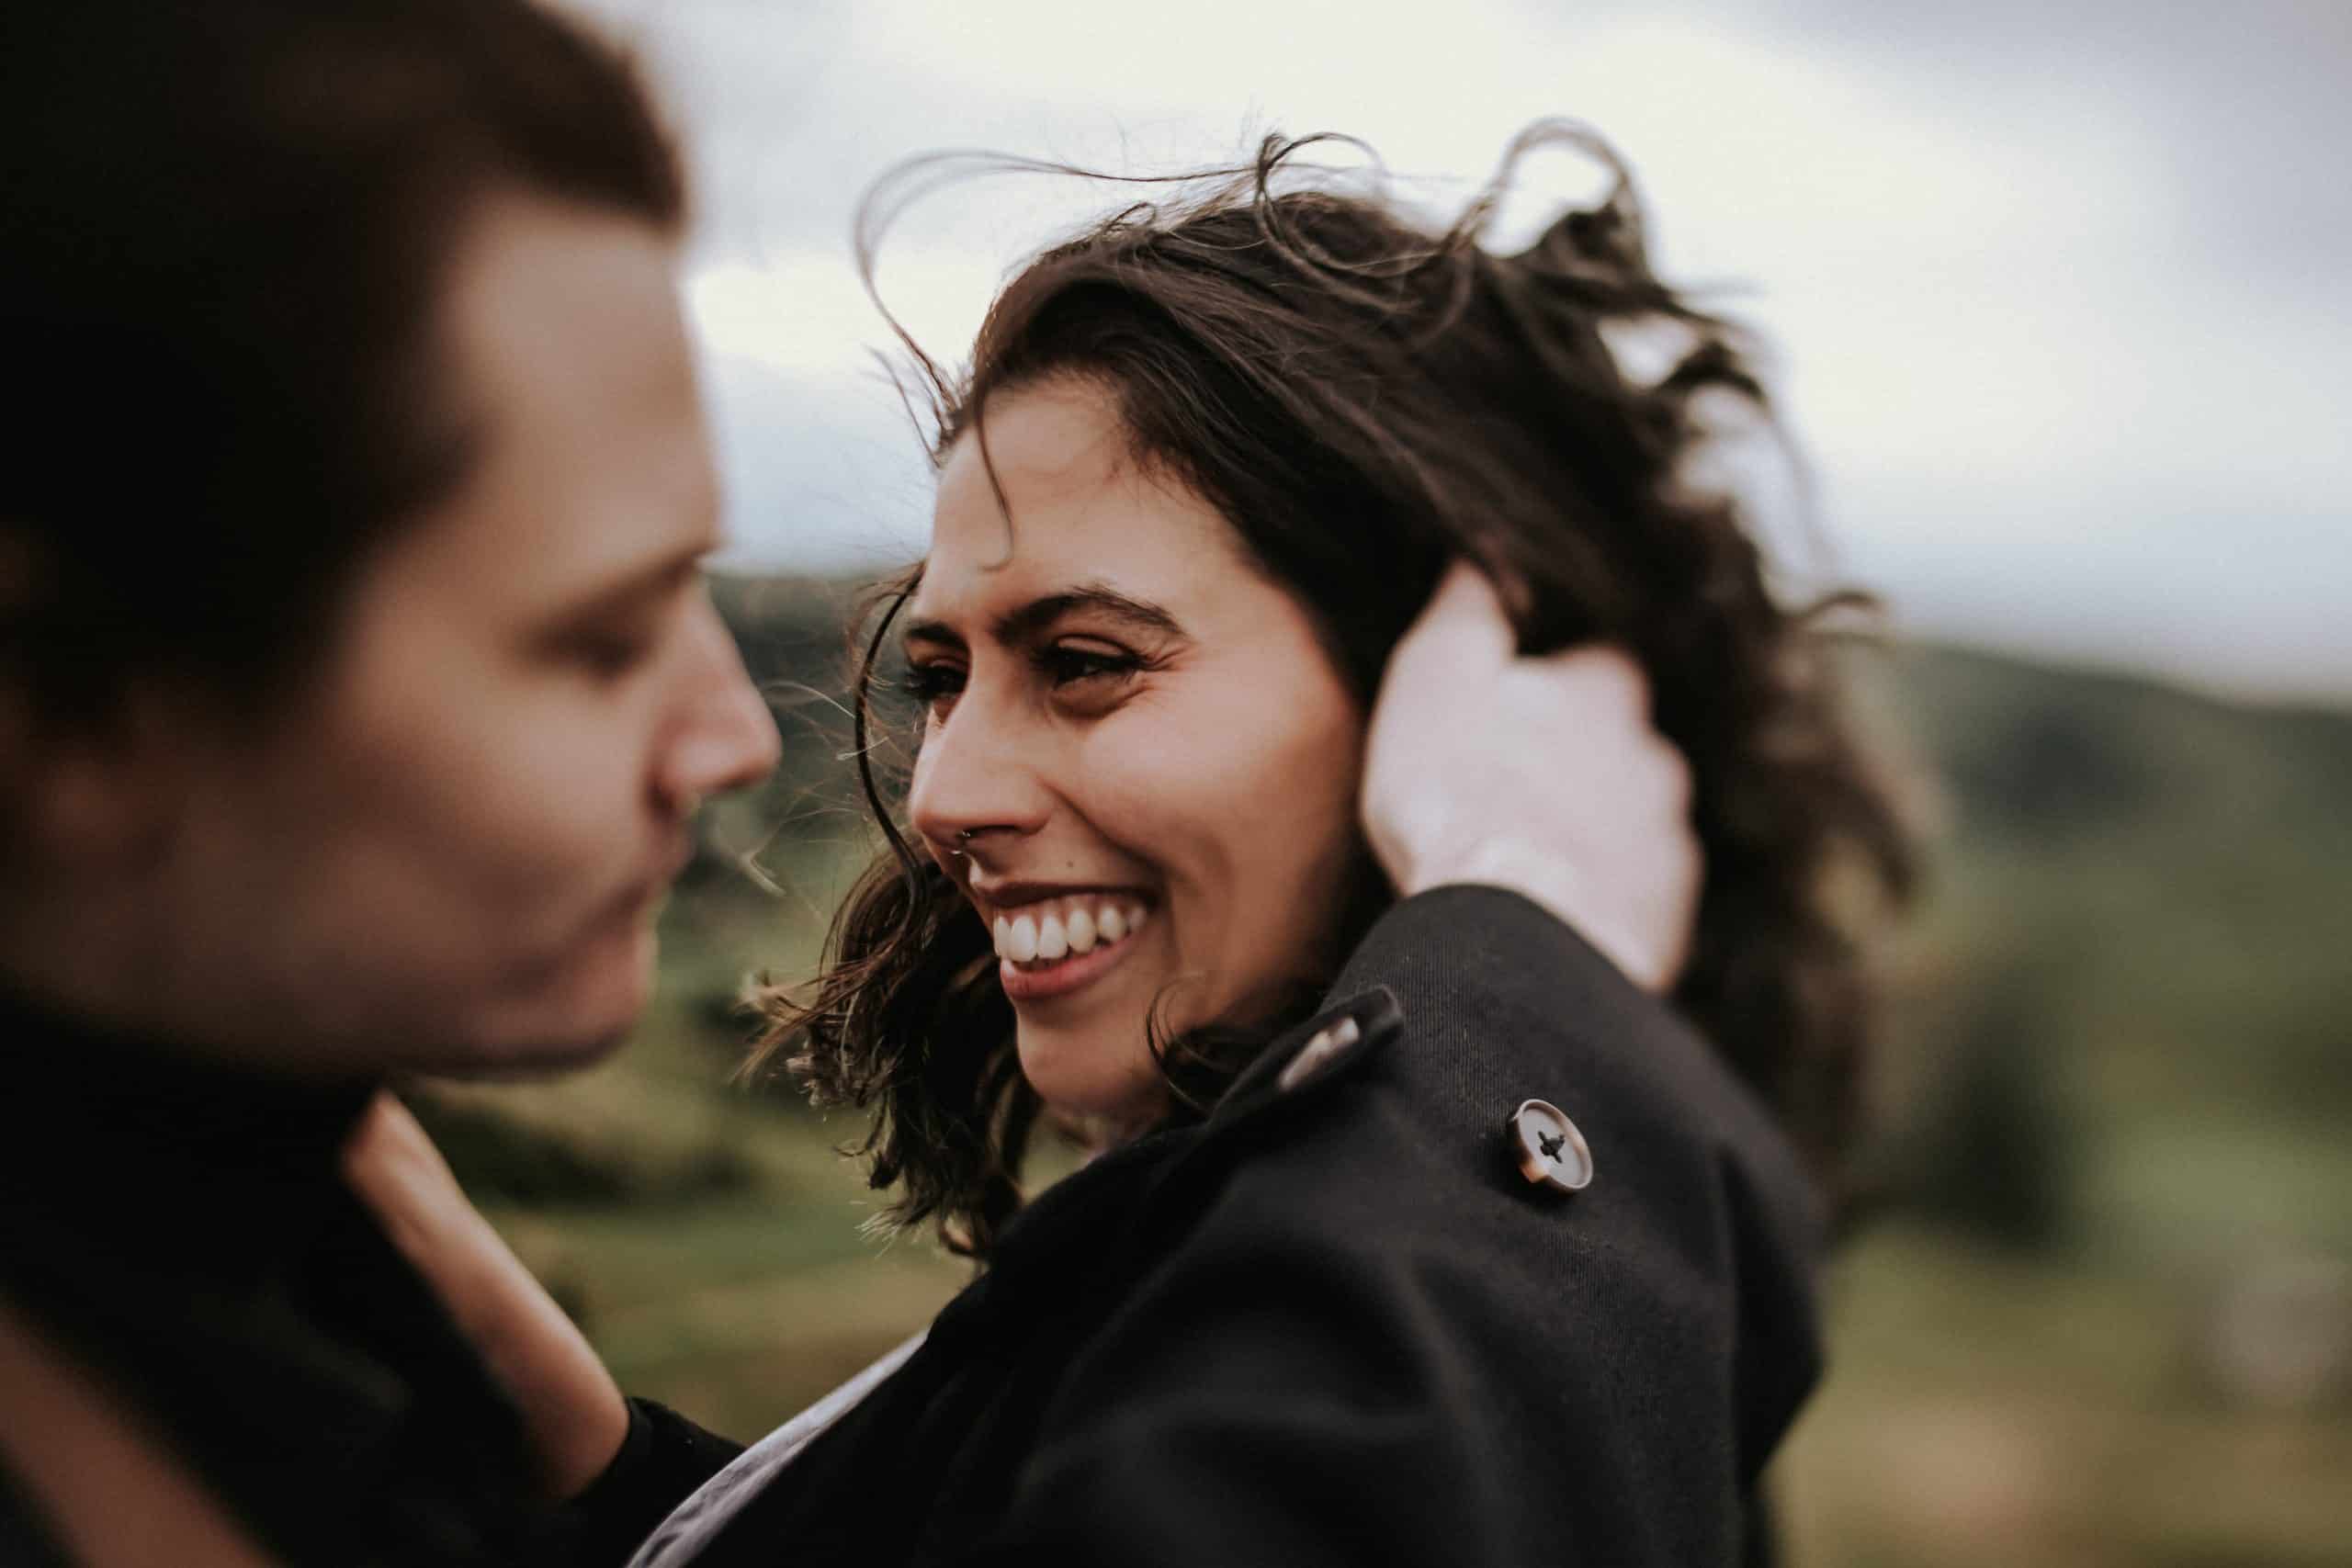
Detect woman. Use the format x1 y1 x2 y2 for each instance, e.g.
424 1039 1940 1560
371 122 1910 1565
620 122 1912 1565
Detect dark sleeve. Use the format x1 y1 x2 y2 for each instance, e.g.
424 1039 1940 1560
0 1460 73 1568
529 1396 744 1568
973 884 1826 1567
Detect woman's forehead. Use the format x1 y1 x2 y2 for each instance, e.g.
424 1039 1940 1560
920 389 1239 627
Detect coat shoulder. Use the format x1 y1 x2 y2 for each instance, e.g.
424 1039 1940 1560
1172 884 1830 1473
1208 883 1824 1272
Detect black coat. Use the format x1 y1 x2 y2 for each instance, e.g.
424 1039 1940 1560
629 885 1826 1567
0 990 738 1568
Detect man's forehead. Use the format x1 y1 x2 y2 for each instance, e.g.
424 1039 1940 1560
379 444 717 628
391 192 712 608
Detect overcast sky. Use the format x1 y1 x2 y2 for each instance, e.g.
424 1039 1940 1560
578 0 2350 702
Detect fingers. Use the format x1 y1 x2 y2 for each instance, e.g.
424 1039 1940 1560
1539 648 1690 821
343 1090 452 1185
1533 645 1669 740
1396 561 1514 675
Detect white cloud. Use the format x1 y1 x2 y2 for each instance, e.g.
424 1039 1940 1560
603 0 2350 698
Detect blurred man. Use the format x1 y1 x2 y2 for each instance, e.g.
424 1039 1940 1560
0 4 775 1562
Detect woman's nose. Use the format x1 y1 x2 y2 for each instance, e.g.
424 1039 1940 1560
655 596 781 815
906 693 1051 857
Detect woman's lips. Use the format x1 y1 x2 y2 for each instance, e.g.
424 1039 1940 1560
998 922 1140 1002
991 900 1152 1004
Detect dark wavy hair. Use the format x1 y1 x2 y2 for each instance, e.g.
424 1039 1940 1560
0 0 682 738
753 122 1915 1257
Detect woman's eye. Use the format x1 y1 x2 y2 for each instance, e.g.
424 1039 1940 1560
898 648 1138 720
1040 646 1141 689
899 662 966 713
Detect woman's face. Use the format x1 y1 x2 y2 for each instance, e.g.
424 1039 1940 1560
905 379 1365 1129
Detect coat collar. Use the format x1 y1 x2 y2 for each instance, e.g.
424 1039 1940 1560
0 981 376 1277
1207 984 1408 1129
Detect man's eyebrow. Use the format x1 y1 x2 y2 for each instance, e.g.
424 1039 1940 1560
544 537 712 629
901 583 1187 651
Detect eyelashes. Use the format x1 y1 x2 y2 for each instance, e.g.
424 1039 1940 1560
1040 646 1145 688
572 632 658 680
898 662 960 705
899 645 1146 713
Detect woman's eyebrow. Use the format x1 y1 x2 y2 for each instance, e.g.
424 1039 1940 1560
902 583 1186 653
997 585 1185 643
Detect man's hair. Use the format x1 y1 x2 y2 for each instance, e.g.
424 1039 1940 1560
754 125 1917 1256
0 0 684 735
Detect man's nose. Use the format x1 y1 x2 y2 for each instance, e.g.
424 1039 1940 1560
656 596 781 815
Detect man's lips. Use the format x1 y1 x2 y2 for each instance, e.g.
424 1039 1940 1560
603 835 695 925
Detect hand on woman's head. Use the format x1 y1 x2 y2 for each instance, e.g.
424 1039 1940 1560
1361 562 1700 992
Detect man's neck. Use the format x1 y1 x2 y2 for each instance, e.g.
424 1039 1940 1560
0 896 358 1082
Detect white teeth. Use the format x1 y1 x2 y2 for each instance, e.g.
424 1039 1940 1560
1035 912 1069 961
990 898 1150 966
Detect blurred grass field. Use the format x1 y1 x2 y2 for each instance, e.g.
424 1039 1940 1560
1781 1229 2352 1568
427 581 2352 1564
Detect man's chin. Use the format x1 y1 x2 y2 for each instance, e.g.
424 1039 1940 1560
424 1021 636 1080
432 935 657 1077
435 968 649 1081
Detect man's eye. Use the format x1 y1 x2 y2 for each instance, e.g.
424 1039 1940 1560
572 631 655 680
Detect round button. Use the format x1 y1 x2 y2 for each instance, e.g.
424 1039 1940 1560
1507 1099 1593 1192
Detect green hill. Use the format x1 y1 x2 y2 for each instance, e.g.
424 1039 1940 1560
1850 642 2352 1261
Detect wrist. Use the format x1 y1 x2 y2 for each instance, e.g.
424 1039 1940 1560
453 1216 630 1501
1406 836 1665 993
491 1312 629 1501
1405 834 1582 915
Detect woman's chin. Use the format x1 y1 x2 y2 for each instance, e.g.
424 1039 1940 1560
1016 1028 1163 1130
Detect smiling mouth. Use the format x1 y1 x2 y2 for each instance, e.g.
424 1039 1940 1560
988 894 1151 965
986 893 1154 1003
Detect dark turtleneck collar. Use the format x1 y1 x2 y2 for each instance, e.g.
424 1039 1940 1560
0 980 377 1273
0 982 543 1566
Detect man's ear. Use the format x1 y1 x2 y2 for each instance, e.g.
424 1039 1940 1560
3 519 202 880
0 676 28 867
5 681 189 876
